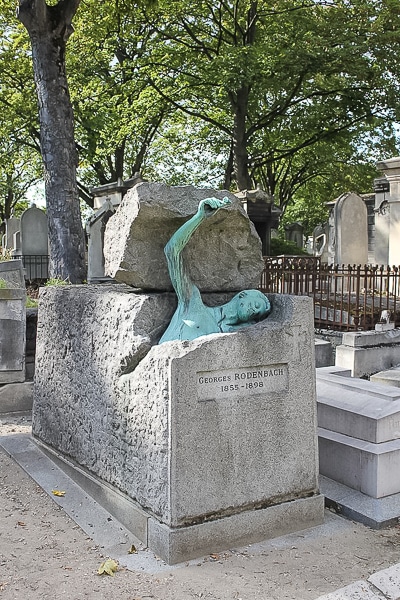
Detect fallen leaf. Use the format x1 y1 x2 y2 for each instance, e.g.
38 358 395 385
128 544 137 554
17 521 26 527
51 490 66 497
98 559 118 576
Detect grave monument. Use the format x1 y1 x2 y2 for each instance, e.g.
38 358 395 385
8 205 49 279
32 182 324 564
326 192 368 266
374 156 400 266
2 215 20 256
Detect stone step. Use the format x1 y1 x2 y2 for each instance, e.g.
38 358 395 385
370 366 400 388
0 381 33 413
318 427 400 498
317 370 400 444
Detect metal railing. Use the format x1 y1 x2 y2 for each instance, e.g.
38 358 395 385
13 254 49 281
259 256 400 331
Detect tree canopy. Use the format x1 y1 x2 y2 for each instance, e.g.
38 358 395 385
0 0 398 254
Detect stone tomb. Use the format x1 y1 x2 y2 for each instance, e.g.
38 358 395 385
335 329 400 378
0 260 26 387
33 286 323 564
317 366 400 527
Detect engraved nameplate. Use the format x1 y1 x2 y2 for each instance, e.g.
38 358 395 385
197 364 289 401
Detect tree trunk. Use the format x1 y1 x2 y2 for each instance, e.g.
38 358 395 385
5 175 14 221
231 86 252 191
18 0 86 283
230 3 258 191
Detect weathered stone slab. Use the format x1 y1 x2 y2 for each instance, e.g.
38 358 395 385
317 367 400 501
147 495 324 565
317 371 400 443
0 382 33 413
33 287 322 563
336 329 400 377
370 366 400 388
315 580 384 600
368 563 400 600
0 259 25 288
0 288 26 383
319 428 400 498
341 329 400 348
315 339 333 367
320 475 400 529
103 182 264 291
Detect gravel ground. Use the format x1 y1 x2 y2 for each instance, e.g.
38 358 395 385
1 412 400 600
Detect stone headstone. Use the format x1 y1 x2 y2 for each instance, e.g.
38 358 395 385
284 222 304 249
3 217 20 252
326 192 368 265
104 183 264 292
87 176 145 282
12 231 21 256
20 205 48 256
19 205 49 279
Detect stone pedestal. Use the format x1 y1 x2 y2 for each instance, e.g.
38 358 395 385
317 366 400 525
33 286 323 564
335 329 400 378
0 288 26 384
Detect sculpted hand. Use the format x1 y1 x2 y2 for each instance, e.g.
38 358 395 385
198 196 231 217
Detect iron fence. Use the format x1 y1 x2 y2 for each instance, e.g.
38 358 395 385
259 256 400 331
13 254 49 281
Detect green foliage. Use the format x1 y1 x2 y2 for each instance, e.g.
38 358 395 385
0 278 7 288
142 0 400 194
269 237 308 257
0 0 399 230
26 296 38 308
45 277 71 287
0 249 12 262
0 6 42 220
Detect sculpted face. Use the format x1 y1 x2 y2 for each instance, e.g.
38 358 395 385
234 290 271 323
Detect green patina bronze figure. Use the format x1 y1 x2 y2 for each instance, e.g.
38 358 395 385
159 196 271 343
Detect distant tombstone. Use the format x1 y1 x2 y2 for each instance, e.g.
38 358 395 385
312 223 328 263
20 205 48 279
374 157 400 265
87 175 144 283
86 200 116 283
284 222 304 249
12 231 22 256
3 217 20 253
326 192 368 265
20 205 48 255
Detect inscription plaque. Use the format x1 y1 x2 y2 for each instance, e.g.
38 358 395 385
197 363 289 401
